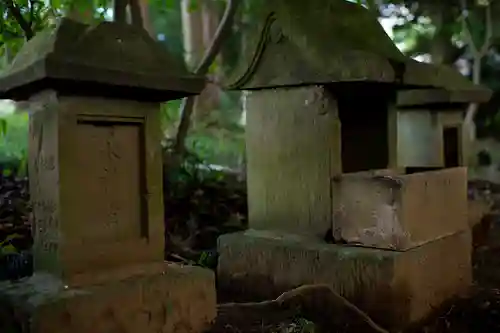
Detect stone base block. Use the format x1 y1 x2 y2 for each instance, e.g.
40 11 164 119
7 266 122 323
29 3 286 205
0 263 216 333
217 229 471 329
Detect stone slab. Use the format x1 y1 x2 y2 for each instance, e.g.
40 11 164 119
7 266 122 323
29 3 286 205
0 263 216 333
244 86 341 239
217 229 471 330
331 167 468 250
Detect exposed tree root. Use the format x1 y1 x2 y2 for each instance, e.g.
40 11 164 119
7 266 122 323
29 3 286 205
218 284 390 333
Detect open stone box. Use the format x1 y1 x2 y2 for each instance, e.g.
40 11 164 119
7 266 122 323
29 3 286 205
331 167 468 250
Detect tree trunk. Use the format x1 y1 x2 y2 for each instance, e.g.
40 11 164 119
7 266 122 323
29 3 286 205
465 57 482 141
194 0 223 125
429 6 457 65
461 1 492 143
171 0 241 160
114 0 128 23
137 0 154 34
181 0 205 69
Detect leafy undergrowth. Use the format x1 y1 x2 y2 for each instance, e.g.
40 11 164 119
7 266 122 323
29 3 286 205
409 287 500 333
163 148 247 268
0 167 32 281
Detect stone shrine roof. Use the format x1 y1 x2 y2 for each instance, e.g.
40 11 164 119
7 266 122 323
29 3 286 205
225 0 491 104
0 18 205 101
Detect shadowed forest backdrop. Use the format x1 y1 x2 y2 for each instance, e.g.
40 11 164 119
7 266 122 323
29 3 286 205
1 0 500 265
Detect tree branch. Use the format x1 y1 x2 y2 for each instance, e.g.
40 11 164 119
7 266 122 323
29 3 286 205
460 0 492 59
5 0 34 40
460 0 478 54
479 3 492 56
365 0 379 17
219 284 389 333
173 0 241 155
28 0 35 28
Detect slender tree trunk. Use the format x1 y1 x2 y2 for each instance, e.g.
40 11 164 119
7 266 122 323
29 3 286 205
172 0 241 159
429 6 456 65
181 0 205 69
129 0 143 28
194 0 223 125
137 0 154 35
114 0 128 23
460 0 492 142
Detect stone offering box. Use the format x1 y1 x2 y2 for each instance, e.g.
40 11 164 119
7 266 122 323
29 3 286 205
332 167 468 250
0 19 216 333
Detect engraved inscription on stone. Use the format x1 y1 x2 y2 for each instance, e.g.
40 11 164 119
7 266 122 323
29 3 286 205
74 121 143 243
32 197 59 255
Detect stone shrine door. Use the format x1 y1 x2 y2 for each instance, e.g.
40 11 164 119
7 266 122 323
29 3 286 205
442 126 461 167
338 96 390 173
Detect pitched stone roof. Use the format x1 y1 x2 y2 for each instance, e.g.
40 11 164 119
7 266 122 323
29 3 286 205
0 18 205 101
225 0 490 104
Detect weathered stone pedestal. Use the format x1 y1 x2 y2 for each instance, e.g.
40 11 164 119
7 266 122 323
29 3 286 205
218 229 471 330
0 263 214 333
0 19 215 333
218 167 472 329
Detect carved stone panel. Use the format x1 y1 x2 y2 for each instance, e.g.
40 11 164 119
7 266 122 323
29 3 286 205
73 120 144 245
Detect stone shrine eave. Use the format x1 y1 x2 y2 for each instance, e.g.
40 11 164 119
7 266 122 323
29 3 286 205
221 1 490 105
223 35 490 103
397 87 492 108
224 42 490 104
0 18 205 102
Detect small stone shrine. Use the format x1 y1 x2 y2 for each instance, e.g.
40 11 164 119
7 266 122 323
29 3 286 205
218 0 492 329
0 19 216 333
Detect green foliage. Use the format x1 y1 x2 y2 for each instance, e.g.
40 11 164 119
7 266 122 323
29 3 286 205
0 119 7 137
0 234 21 255
0 0 110 67
161 91 245 168
392 15 436 54
148 0 186 65
273 318 317 333
0 112 28 166
164 141 247 268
